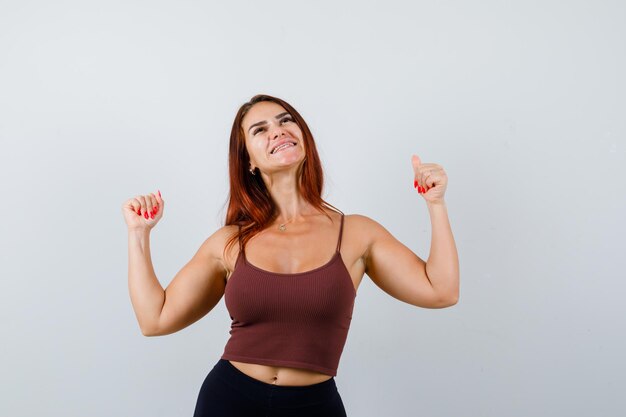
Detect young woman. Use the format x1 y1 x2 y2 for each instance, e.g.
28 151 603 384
122 94 459 416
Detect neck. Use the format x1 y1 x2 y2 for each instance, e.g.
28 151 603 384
256 162 311 223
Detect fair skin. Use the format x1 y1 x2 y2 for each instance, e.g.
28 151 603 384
244 100 311 225
123 100 459 387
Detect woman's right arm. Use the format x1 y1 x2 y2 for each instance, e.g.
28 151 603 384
127 228 165 335
123 191 228 337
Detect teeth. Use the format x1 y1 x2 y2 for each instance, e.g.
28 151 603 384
272 142 295 154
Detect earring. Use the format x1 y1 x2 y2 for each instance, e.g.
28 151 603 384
249 167 256 175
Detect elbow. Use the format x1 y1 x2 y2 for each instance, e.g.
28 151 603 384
445 291 459 307
141 327 154 337
140 323 161 337
437 290 459 308
441 278 460 307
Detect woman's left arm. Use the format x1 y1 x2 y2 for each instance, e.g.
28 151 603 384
413 154 459 303
424 200 459 303
411 155 459 304
362 154 459 308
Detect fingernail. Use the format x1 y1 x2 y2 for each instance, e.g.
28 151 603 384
414 180 418 188
158 190 162 198
150 212 154 219
144 211 148 219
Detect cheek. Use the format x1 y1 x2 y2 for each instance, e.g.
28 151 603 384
290 126 303 139
252 141 268 157
244 141 261 159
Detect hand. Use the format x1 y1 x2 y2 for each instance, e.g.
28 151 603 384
122 190 164 231
411 155 447 204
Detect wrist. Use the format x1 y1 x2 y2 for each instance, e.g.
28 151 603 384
128 228 151 237
426 199 446 208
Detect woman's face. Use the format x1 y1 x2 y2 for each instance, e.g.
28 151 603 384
242 101 305 173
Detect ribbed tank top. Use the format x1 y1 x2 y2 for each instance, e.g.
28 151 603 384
221 213 356 376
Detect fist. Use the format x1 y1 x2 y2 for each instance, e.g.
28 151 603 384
411 155 448 204
121 190 164 231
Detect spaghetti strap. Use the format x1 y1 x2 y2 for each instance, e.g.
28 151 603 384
238 224 243 253
335 213 345 253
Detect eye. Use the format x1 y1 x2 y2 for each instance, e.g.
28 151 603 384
252 117 294 135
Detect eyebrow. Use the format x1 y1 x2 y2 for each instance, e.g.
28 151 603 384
247 112 291 133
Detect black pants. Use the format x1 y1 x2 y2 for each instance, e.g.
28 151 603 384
193 359 348 417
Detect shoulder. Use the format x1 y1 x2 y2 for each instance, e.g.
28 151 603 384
197 224 240 269
201 224 240 250
191 224 239 274
345 213 383 233
345 213 390 253
338 213 392 271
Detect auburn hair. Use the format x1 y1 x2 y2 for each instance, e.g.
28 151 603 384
221 94 343 260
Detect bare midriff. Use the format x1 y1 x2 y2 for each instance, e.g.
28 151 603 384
228 360 333 386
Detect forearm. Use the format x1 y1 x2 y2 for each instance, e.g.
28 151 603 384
127 229 165 335
425 201 459 302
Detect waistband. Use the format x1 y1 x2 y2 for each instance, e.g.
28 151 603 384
213 359 338 407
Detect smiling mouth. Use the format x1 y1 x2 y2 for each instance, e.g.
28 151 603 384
270 142 297 154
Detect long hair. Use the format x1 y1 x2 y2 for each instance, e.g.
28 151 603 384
222 94 342 259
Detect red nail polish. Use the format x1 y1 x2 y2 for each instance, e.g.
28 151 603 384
158 190 162 198
414 180 418 188
144 211 148 219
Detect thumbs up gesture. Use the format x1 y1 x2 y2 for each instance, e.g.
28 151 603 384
411 155 447 204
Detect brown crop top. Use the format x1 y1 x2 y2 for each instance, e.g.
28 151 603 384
221 213 356 376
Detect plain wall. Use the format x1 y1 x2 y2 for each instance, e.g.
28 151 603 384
1 0 624 416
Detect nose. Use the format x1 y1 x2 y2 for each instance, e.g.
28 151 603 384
270 124 286 139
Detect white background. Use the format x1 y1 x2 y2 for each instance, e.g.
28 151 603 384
1 0 624 416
